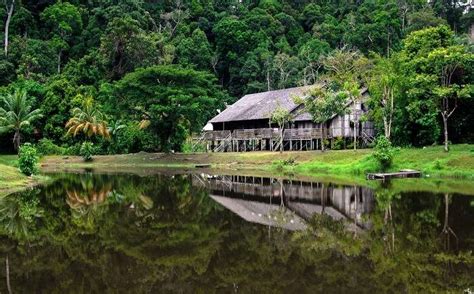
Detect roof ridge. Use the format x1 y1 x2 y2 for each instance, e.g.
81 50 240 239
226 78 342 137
242 85 310 97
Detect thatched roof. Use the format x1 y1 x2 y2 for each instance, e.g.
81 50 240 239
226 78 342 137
210 86 311 123
209 86 369 124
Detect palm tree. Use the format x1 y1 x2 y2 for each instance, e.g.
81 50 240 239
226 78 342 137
0 89 42 151
65 95 110 139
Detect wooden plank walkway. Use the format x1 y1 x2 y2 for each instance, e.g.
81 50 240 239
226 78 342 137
366 170 421 180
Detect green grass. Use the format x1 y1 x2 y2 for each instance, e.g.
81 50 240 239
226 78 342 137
293 149 375 176
0 163 30 197
0 154 19 166
41 144 474 180
0 154 48 197
293 144 474 180
9 145 474 196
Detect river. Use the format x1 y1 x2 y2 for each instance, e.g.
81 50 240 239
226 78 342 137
0 170 473 292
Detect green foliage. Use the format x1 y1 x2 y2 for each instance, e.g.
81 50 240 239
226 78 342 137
373 136 394 171
111 65 227 152
181 140 205 153
0 89 42 150
65 94 110 139
270 105 292 129
18 143 39 176
332 137 345 150
302 86 348 124
434 159 443 170
273 157 297 172
398 25 473 147
106 123 155 154
0 0 473 154
80 142 95 162
41 1 83 73
36 138 65 156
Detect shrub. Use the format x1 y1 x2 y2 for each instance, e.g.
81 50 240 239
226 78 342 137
65 143 82 156
18 143 39 176
80 142 94 162
282 157 296 165
273 157 297 171
107 123 155 154
182 140 206 153
434 159 443 170
332 137 344 150
36 138 65 155
373 136 394 171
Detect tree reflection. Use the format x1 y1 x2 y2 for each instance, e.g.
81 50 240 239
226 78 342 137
0 189 43 240
0 173 472 292
440 193 458 251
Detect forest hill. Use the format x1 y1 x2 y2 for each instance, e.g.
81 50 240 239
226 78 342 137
0 1 472 154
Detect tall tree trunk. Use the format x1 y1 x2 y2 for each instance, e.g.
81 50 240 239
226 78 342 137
4 0 15 56
57 49 62 74
442 114 449 152
279 127 283 153
353 102 358 150
388 88 394 139
13 129 20 151
320 123 325 151
382 85 394 140
353 119 357 151
266 68 271 91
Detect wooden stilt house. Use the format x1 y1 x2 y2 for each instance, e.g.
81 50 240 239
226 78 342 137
196 86 375 152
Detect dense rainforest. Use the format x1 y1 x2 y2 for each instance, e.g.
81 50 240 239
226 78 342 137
0 0 473 153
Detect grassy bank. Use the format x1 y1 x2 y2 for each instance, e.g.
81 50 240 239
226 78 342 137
41 144 474 179
0 144 466 196
0 155 48 197
295 144 474 179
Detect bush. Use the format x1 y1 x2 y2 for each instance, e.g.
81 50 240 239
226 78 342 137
18 143 39 176
65 143 82 156
373 136 394 171
434 159 443 170
80 142 94 162
182 140 206 153
273 157 297 171
36 138 65 155
107 123 155 154
332 137 344 150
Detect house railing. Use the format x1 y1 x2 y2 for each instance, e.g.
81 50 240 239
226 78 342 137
283 128 323 139
233 128 279 139
201 130 232 140
197 128 325 141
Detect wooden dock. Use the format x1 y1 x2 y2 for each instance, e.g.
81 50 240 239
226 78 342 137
366 170 421 180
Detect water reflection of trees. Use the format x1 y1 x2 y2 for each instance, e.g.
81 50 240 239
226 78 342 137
0 174 472 292
0 189 43 240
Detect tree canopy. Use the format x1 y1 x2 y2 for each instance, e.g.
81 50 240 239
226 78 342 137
0 0 472 152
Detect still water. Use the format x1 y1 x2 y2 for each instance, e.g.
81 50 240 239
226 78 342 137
0 171 473 293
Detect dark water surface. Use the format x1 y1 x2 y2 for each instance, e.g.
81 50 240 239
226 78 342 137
0 171 473 293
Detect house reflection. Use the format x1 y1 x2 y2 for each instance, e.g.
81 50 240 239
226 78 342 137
193 174 375 231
